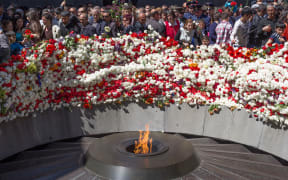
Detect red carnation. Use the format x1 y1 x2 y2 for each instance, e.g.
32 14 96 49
231 1 237 6
24 29 31 35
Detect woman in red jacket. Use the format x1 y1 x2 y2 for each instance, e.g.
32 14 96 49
164 10 180 39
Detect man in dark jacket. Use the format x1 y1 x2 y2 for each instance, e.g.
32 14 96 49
59 11 81 36
256 4 277 46
146 10 165 36
248 4 266 48
99 11 119 37
90 9 101 35
133 12 147 33
79 13 97 37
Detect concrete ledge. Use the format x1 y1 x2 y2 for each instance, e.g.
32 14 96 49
0 103 287 161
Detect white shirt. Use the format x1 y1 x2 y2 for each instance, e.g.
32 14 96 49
230 18 249 47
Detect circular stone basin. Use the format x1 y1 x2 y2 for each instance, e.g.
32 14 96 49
84 132 200 180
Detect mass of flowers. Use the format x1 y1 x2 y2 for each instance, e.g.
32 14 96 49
1 30 288 129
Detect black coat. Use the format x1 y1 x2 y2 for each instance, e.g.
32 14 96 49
133 21 147 34
80 23 97 37
99 21 120 37
248 14 264 48
256 17 278 47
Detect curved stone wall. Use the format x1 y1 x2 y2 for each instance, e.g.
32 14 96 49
0 103 287 161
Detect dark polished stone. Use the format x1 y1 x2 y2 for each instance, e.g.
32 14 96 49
85 132 200 180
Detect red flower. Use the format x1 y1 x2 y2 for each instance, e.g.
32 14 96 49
49 39 56 44
2 83 12 87
131 32 138 38
24 29 31 35
230 1 237 6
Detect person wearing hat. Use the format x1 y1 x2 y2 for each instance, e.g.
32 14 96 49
59 11 81 36
184 1 196 20
184 1 209 26
59 11 70 36
15 9 24 18
205 2 215 18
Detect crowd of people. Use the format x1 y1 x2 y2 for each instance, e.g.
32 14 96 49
0 0 288 63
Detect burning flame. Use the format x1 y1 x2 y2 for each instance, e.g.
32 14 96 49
134 124 152 154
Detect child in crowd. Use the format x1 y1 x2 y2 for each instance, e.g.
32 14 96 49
196 19 207 40
175 19 199 48
6 31 23 55
201 36 210 46
265 22 286 46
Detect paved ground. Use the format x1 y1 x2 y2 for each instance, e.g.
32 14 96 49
1 135 287 180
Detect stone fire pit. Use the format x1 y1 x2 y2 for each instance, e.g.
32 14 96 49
85 132 200 179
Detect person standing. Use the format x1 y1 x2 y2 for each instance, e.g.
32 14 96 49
215 13 233 45
90 9 101 35
79 13 97 37
164 10 180 39
146 10 165 36
133 12 147 33
256 4 278 46
0 30 10 64
175 19 199 48
120 15 133 35
265 22 286 46
209 12 221 45
99 10 118 37
248 4 266 48
41 13 60 40
230 7 252 47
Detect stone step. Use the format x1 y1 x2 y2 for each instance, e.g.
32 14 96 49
33 166 78 180
200 162 248 180
72 171 103 180
211 165 280 180
46 142 92 149
0 152 81 173
68 137 98 143
195 144 250 153
177 174 203 180
57 168 106 180
198 150 281 165
12 147 84 161
206 156 288 179
57 168 88 180
190 166 223 180
187 138 218 145
0 156 80 180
